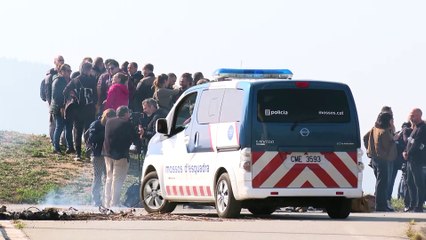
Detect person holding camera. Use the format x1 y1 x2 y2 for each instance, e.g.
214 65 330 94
403 108 426 212
138 98 167 157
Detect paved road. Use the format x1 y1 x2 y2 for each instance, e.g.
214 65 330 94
1 205 425 240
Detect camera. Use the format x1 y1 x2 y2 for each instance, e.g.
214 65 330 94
129 111 148 155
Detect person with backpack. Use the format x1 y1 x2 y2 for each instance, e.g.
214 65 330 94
63 62 98 161
41 55 65 143
50 64 75 154
86 108 116 206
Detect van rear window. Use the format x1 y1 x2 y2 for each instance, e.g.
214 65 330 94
257 89 350 123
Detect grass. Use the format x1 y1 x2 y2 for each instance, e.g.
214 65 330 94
13 220 25 230
391 198 405 212
406 220 426 240
0 130 140 205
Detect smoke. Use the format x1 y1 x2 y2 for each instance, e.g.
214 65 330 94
39 175 92 207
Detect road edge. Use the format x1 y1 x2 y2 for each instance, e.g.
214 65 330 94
0 221 30 240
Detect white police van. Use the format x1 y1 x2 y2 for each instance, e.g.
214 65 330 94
140 69 364 219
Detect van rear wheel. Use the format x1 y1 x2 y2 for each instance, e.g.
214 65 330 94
326 198 351 219
215 173 241 218
141 172 177 214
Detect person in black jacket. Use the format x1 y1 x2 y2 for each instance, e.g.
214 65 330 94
103 106 136 208
134 63 155 112
139 98 167 156
127 62 143 112
403 108 426 212
397 122 413 211
63 62 98 161
87 108 116 206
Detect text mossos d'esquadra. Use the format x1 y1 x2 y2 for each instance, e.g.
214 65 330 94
165 164 210 174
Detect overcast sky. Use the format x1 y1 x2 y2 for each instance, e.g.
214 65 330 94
1 0 425 196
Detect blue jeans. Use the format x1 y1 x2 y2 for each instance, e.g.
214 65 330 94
91 155 106 205
53 113 73 151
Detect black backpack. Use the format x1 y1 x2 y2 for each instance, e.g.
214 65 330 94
123 182 142 207
40 79 47 102
40 72 55 102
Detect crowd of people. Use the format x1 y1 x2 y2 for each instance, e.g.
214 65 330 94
364 106 426 213
41 55 209 207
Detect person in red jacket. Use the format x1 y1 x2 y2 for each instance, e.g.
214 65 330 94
104 72 129 111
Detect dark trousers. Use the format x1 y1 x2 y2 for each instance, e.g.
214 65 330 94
399 164 411 207
73 105 96 157
387 160 398 201
406 160 425 209
373 158 391 209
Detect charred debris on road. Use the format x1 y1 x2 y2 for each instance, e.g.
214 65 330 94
0 205 222 221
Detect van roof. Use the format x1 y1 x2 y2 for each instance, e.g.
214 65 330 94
205 79 350 90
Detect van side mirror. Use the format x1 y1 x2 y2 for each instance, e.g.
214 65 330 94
156 118 168 134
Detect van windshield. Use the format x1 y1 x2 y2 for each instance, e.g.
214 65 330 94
257 89 350 123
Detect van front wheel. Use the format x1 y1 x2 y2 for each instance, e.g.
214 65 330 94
248 205 276 215
141 172 177 214
215 173 241 218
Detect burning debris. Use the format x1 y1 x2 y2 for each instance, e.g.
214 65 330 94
0 205 223 221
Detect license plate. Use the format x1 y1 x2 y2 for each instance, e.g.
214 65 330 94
287 153 323 164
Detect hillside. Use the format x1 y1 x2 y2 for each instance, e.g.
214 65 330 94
0 131 139 206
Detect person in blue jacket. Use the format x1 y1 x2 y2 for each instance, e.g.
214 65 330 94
87 108 116 206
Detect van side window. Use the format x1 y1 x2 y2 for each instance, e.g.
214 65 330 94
220 89 244 122
197 89 224 124
172 92 198 133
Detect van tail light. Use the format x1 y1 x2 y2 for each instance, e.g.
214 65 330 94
295 82 309 88
240 147 252 172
